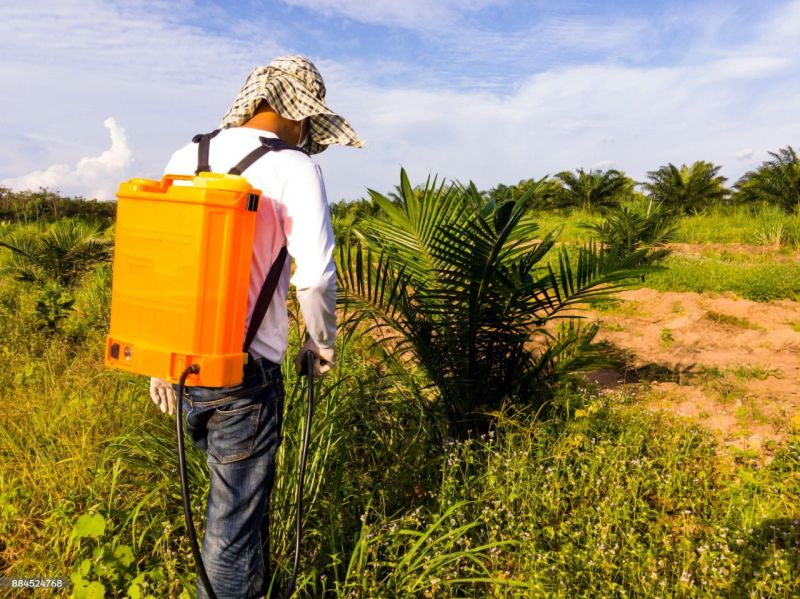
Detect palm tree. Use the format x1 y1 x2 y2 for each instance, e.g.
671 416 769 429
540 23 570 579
330 198 382 245
338 169 649 434
0 220 111 287
552 168 633 213
734 147 800 212
642 161 728 213
488 177 562 209
582 198 678 266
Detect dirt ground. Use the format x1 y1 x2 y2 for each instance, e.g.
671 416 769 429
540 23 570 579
583 287 800 457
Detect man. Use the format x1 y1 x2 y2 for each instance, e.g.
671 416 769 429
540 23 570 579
148 55 363 599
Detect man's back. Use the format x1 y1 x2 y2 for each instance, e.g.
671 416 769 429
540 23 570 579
164 126 336 364
150 55 361 599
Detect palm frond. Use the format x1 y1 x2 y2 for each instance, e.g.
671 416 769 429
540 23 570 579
339 169 648 432
0 220 111 286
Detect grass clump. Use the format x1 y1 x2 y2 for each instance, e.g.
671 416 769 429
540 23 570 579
594 298 648 317
672 203 800 246
731 366 781 381
704 311 765 331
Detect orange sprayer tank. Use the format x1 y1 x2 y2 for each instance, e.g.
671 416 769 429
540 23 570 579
105 173 260 387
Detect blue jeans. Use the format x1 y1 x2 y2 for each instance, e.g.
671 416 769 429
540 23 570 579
180 356 284 599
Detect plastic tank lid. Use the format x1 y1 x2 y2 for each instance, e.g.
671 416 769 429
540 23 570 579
119 173 253 195
190 172 252 191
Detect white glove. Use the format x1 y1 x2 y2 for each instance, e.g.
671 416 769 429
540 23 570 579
149 377 177 416
294 338 335 379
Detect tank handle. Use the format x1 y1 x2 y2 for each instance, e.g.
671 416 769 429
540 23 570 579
160 174 195 189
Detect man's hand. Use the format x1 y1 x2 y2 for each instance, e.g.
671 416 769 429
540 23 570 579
150 377 177 415
294 338 334 379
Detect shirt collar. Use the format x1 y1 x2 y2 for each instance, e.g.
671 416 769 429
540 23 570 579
226 127 279 139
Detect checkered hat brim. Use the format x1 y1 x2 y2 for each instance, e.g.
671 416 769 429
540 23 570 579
220 56 364 155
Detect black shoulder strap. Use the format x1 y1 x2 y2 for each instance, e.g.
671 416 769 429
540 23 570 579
244 245 288 351
192 129 220 175
228 137 307 175
190 132 305 351
239 138 305 351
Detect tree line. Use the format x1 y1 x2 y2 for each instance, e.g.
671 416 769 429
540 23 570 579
1 144 797 225
489 145 800 214
0 187 116 224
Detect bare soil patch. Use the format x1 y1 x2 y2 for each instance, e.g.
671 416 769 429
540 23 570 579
584 288 800 456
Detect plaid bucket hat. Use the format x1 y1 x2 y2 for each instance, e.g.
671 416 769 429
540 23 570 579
220 55 364 155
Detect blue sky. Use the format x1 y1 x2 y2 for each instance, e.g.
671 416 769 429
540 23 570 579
1 0 798 201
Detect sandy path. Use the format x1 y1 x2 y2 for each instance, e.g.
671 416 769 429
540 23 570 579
584 288 800 455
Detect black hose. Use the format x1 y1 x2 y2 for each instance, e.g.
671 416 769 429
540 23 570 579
177 353 316 599
284 350 315 598
176 363 218 599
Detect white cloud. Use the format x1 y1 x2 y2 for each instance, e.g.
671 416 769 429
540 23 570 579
1 0 799 203
736 148 755 160
2 118 133 200
280 0 506 30
592 160 618 171
316 31 800 197
0 0 284 185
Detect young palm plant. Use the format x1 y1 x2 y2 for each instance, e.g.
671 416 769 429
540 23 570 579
338 170 649 434
642 161 728 214
0 219 111 287
582 198 678 266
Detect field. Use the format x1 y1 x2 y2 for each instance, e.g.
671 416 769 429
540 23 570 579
588 283 800 452
1 187 799 598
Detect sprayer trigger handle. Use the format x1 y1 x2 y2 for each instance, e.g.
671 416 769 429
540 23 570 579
299 350 314 378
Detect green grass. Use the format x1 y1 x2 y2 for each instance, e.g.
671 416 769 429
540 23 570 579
529 207 603 244
2 215 800 598
697 365 779 383
730 366 780 381
639 251 800 301
533 207 800 301
2 287 799 598
706 379 747 405
443 389 800 597
673 203 800 246
530 202 800 247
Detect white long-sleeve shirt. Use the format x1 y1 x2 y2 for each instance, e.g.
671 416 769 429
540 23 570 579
164 127 336 364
